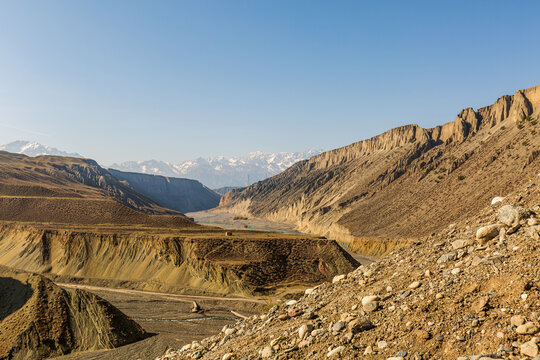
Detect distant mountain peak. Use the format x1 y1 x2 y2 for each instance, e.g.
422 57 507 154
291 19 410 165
0 140 82 158
111 149 323 188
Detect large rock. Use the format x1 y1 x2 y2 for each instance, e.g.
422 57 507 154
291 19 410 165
498 205 528 226
476 224 505 243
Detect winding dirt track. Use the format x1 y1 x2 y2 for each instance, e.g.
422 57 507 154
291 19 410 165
58 283 265 304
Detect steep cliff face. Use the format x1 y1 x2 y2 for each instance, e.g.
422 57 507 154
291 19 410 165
220 85 540 254
0 268 145 359
108 169 221 213
0 224 358 296
0 152 194 227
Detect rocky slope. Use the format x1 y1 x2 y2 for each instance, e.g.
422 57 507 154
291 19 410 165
111 150 322 188
0 267 145 359
0 225 358 297
220 84 540 255
109 169 221 213
160 173 540 360
0 151 194 227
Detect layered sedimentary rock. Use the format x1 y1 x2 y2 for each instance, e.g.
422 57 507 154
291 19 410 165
0 267 145 359
0 224 358 296
109 169 221 213
220 85 540 254
0 151 193 227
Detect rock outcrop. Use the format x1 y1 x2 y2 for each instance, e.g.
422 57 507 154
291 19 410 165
220 84 540 255
108 169 221 213
0 224 358 296
0 267 145 359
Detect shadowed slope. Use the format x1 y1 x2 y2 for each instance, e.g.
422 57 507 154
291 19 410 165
108 169 221 213
0 267 146 359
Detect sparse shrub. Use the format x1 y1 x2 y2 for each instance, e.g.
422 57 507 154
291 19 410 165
517 123 524 129
439 167 447 173
437 175 444 180
531 130 536 135
233 216 248 220
457 175 465 181
409 138 416 143
501 125 506 130
522 140 529 146
531 120 538 126
525 115 532 121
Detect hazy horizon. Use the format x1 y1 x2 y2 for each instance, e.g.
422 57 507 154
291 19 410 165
1 1 539 164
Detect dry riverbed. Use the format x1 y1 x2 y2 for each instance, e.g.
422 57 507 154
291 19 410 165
52 284 263 360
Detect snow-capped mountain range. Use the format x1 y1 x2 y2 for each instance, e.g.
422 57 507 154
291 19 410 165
0 140 321 188
110 150 323 188
0 140 82 158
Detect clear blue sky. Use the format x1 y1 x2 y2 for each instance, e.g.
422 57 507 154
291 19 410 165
1 1 539 165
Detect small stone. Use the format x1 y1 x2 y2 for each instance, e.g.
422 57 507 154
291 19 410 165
491 196 504 205
451 267 461 275
288 308 304 317
521 341 539 357
395 351 408 357
435 293 443 299
222 354 234 360
452 239 469 250
471 296 490 313
476 224 504 243
332 321 346 332
302 310 315 320
191 301 202 313
400 290 412 299
408 281 421 289
529 217 539 226
387 358 404 360
363 301 378 313
278 314 290 321
435 335 444 341
362 295 379 306
260 346 274 358
327 346 345 357
377 340 388 349
311 329 327 337
516 322 539 335
498 205 528 226
333 274 346 283
511 315 525 327
364 346 373 355
437 252 456 263
348 319 375 334
298 324 314 339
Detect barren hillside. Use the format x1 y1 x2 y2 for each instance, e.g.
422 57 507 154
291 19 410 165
0 267 145 359
0 225 358 297
160 172 540 360
220 84 540 255
0 152 194 227
108 169 221 213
